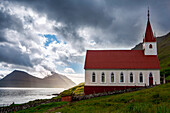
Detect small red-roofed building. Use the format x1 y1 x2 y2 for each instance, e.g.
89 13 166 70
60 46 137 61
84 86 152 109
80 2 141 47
84 9 160 95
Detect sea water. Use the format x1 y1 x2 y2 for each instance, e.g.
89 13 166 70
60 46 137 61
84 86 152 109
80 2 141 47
0 87 65 107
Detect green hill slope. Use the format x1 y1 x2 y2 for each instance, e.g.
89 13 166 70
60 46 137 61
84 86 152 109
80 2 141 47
157 33 170 77
55 83 170 113
59 82 84 97
16 83 169 113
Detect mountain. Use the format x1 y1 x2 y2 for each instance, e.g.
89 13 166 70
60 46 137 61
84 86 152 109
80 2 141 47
132 32 170 70
38 73 76 88
0 70 75 88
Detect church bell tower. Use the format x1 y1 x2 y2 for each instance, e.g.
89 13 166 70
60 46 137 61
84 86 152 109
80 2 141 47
143 8 157 55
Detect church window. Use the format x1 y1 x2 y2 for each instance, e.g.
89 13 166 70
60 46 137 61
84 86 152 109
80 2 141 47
111 72 114 83
130 72 133 83
92 72 96 82
139 72 143 83
101 72 105 83
149 44 152 49
120 72 124 82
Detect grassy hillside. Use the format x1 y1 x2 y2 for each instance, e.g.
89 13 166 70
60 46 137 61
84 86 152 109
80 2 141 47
59 82 84 97
157 33 170 78
15 83 170 113
13 102 68 113
56 83 170 113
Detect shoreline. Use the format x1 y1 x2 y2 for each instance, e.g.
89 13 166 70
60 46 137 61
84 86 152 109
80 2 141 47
0 87 65 108
0 97 62 113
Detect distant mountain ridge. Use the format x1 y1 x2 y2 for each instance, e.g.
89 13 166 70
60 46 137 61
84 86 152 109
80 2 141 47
0 70 75 88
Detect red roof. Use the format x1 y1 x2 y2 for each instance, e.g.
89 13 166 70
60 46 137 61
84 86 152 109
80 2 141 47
143 19 156 42
84 50 160 69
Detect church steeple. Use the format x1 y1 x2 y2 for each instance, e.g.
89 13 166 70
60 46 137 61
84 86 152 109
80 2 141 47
143 8 157 55
143 8 156 43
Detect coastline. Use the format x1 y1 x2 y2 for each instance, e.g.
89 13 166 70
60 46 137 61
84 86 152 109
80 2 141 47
0 87 65 107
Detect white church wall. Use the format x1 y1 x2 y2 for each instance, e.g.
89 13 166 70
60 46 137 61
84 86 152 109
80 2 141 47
85 69 160 86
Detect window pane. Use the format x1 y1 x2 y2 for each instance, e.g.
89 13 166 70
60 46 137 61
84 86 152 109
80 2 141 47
92 75 95 82
130 75 133 82
111 75 114 82
130 73 133 83
120 72 124 82
102 75 105 82
140 75 143 82
120 75 124 82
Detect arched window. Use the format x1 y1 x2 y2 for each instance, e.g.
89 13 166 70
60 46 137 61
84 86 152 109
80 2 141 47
149 44 152 49
111 72 114 83
120 72 124 82
139 72 143 83
149 72 152 77
130 72 133 83
101 72 105 83
92 72 96 82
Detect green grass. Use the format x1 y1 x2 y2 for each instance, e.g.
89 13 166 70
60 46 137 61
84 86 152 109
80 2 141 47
52 95 61 100
158 33 170 78
13 101 68 113
166 76 170 80
59 82 84 96
54 83 170 113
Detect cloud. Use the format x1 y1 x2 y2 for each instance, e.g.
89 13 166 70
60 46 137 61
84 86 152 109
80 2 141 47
0 44 33 67
0 0 170 79
0 74 4 78
12 0 170 47
64 68 75 74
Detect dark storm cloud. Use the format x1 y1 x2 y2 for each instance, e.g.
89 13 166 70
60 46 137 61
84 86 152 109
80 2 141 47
12 0 170 49
0 44 33 67
16 0 113 27
0 8 35 67
54 26 85 52
0 11 22 30
0 31 7 42
11 0 115 52
0 10 23 43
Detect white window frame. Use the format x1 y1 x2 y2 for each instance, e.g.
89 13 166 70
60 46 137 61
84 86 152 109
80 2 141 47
110 72 115 83
100 72 106 83
91 72 97 83
119 72 125 83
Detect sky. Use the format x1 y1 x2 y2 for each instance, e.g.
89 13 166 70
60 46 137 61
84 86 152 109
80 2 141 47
0 0 170 84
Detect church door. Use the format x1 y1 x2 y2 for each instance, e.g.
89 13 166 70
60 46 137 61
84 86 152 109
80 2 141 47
149 73 153 86
149 77 153 86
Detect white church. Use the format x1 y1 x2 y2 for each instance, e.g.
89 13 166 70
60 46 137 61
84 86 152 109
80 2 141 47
84 10 160 95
